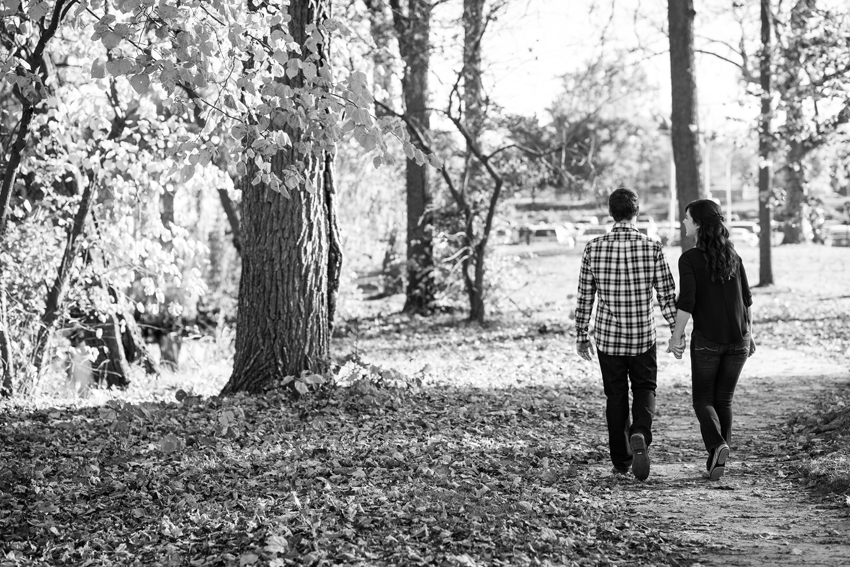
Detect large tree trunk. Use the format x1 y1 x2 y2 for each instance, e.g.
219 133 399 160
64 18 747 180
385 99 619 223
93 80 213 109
391 0 435 314
758 0 775 285
668 0 703 251
221 0 332 394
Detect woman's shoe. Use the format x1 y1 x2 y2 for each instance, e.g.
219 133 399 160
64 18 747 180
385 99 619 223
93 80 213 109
708 444 729 480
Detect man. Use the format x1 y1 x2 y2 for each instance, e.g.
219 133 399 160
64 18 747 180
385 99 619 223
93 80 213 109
574 187 677 481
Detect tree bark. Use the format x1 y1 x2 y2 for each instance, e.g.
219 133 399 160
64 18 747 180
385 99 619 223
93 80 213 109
462 0 487 323
668 0 703 251
221 0 332 394
463 0 485 145
758 0 775 285
391 0 435 314
27 174 98 390
0 287 10 396
84 312 132 389
324 152 342 332
0 0 68 394
217 188 242 255
157 187 182 370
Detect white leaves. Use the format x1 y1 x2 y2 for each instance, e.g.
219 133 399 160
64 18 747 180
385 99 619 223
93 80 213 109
230 124 248 140
129 74 150 95
104 58 134 77
27 0 49 20
302 62 317 81
100 31 122 50
302 374 325 385
427 153 443 169
159 434 182 454
160 516 183 537
403 143 415 160
265 535 289 554
90 58 106 80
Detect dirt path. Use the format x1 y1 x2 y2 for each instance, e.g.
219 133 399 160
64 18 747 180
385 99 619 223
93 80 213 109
591 347 850 566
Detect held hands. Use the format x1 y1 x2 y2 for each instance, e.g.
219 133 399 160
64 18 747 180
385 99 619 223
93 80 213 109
576 340 595 361
666 336 686 359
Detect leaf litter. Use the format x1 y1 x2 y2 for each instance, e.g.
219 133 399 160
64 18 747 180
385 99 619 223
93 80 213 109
0 319 698 566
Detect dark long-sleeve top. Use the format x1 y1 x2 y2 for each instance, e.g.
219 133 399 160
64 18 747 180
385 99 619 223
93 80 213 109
676 248 753 344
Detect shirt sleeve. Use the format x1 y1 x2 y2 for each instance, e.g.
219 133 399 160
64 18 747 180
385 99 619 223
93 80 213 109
676 253 696 313
653 245 678 329
740 259 753 307
575 243 596 344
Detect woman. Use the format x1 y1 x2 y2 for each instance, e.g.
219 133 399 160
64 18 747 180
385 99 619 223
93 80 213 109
668 200 756 481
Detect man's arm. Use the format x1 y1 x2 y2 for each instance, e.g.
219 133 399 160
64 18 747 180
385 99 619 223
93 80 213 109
575 244 596 351
654 245 678 331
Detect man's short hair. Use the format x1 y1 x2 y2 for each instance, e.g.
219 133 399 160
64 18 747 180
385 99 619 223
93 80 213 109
608 187 639 222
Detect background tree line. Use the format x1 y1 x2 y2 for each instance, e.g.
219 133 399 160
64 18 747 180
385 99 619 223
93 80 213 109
1 0 849 397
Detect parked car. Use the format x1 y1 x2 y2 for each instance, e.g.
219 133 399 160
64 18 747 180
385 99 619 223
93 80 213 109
729 227 759 247
573 215 600 227
728 220 760 237
659 222 681 247
824 224 850 247
635 217 661 242
575 225 610 246
517 224 575 247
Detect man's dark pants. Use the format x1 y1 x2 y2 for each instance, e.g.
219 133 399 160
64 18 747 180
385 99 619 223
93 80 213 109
597 344 657 470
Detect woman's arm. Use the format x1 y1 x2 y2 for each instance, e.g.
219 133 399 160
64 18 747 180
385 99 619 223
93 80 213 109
747 305 756 357
666 309 692 359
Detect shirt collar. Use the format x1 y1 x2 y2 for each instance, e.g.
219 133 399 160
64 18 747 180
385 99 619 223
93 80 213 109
612 221 637 231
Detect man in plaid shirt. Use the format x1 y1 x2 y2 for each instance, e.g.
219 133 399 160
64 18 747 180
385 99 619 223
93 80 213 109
574 187 677 480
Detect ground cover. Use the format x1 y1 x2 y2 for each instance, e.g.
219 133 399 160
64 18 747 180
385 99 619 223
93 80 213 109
1 244 849 566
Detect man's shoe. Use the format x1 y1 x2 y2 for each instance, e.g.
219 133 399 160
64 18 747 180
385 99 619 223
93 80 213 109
611 466 630 476
708 444 729 481
629 433 650 481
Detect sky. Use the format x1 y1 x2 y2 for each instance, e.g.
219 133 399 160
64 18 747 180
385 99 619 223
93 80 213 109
469 0 753 134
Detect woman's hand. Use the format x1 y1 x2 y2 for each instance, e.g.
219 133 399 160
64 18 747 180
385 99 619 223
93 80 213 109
667 336 685 359
748 336 757 357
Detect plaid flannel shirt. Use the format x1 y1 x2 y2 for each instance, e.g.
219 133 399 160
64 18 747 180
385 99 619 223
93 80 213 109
575 222 677 356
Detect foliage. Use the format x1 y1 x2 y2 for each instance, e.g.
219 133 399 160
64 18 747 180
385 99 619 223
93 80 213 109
729 0 850 239
506 55 667 199
1 0 449 393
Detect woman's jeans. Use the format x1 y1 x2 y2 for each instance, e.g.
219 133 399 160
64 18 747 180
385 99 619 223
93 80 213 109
690 330 750 453
597 345 657 470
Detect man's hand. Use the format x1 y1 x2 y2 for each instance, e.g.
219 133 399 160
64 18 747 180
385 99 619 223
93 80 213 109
748 336 757 357
576 340 595 361
666 336 685 359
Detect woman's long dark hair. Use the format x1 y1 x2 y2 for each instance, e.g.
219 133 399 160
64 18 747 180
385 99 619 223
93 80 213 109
686 199 739 282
